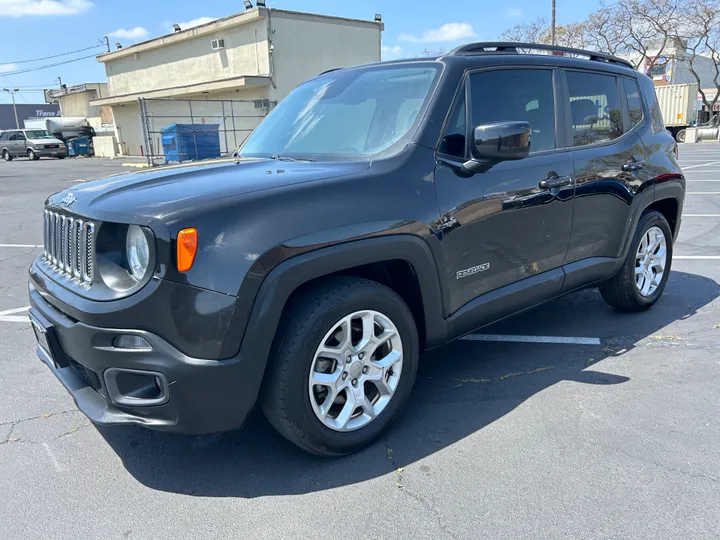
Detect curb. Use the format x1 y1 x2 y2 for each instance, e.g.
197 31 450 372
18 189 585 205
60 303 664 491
121 162 150 168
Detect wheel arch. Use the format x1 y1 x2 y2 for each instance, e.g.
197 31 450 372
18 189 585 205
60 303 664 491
227 235 447 399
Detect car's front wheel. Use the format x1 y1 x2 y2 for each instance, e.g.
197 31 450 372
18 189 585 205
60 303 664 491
261 277 419 456
600 210 673 311
27 149 39 161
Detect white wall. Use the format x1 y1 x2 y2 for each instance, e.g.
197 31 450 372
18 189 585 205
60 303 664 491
268 12 382 101
105 20 270 96
111 102 143 156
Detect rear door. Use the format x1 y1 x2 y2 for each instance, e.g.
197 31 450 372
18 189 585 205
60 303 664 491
6 131 19 155
434 67 575 316
563 69 652 269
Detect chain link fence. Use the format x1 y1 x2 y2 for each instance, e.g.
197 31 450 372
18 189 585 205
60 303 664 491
138 97 276 166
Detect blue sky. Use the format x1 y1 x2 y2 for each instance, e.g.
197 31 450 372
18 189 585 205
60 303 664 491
0 0 602 104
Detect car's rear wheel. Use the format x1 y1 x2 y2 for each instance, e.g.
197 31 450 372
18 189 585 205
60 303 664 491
676 129 687 143
2 150 11 161
600 210 672 311
27 149 39 161
261 276 419 456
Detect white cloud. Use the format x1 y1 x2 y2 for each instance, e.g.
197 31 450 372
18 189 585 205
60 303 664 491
174 17 217 30
399 23 476 43
108 27 150 40
0 64 19 73
0 0 92 17
382 45 403 59
505 8 523 17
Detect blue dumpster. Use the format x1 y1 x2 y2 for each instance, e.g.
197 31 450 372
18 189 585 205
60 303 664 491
67 137 90 157
161 123 221 162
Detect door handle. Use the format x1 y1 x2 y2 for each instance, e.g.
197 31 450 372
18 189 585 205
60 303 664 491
539 175 573 189
622 160 647 172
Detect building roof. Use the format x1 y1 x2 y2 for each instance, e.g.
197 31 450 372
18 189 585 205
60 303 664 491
96 7 383 63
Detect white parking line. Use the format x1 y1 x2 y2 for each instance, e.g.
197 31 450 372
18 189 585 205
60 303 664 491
0 244 43 248
0 306 30 316
686 179 720 182
682 214 720 217
687 192 720 195
460 334 601 345
0 315 29 323
675 256 720 260
682 161 720 170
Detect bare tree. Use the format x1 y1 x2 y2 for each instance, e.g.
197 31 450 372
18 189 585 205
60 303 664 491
682 0 720 119
419 48 447 57
584 4 625 56
500 17 549 44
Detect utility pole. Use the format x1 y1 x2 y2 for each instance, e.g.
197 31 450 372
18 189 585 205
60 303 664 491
3 89 20 128
104 36 110 53
551 0 556 45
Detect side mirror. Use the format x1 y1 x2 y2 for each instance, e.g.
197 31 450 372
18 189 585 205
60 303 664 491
463 121 531 173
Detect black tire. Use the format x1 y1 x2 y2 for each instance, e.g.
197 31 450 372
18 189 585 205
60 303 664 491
261 276 419 456
27 149 39 161
676 129 687 143
2 150 11 162
599 210 673 312
56 156 65 160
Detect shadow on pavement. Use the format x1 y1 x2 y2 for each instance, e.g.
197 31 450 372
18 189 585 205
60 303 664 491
97 270 719 498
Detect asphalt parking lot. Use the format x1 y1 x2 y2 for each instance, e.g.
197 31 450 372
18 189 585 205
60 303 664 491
1 148 719 539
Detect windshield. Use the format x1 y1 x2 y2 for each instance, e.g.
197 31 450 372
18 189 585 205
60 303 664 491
240 64 440 160
25 130 53 140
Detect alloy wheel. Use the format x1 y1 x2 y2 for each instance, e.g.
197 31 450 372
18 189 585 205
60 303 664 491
635 226 667 297
308 310 403 432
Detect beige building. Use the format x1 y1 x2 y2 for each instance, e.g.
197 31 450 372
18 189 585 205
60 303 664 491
91 7 384 156
47 83 112 131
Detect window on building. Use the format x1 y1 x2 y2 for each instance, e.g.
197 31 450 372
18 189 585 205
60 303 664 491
566 71 623 146
469 69 556 153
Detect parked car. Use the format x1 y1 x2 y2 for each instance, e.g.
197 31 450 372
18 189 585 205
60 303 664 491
1 129 67 161
28 42 684 456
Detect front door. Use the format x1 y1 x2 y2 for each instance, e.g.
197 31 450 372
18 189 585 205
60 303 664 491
435 68 575 316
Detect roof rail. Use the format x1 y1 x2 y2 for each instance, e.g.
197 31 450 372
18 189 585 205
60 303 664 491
448 42 634 69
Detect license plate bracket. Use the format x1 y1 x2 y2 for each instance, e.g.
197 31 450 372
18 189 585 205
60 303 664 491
29 312 69 369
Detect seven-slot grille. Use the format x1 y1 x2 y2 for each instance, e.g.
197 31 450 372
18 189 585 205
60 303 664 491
43 209 94 284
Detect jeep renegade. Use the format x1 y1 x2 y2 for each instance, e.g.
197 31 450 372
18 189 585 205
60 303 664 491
28 43 684 456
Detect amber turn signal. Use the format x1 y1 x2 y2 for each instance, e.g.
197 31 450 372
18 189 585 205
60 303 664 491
176 228 198 272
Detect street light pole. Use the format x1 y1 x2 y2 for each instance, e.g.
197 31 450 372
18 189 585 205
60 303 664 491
2 88 20 128
551 0 556 45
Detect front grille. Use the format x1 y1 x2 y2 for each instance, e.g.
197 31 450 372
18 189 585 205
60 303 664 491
43 210 94 284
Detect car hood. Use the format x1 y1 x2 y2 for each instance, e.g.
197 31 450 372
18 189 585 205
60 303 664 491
46 158 370 225
31 138 64 145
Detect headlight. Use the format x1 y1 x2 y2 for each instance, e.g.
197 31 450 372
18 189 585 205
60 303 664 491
35 145 44 149
126 225 150 280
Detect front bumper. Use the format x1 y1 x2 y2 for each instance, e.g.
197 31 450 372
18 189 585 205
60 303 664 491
33 147 67 157
29 282 262 435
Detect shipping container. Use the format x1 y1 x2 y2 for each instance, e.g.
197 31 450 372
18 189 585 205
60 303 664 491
655 83 698 128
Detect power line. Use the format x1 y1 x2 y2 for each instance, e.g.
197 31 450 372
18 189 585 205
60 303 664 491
1 43 104 65
0 53 99 76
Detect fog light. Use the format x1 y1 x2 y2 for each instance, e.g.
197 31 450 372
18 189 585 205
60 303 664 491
113 335 151 350
104 368 169 407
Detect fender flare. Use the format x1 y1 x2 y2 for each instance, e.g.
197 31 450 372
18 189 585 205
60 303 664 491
227 235 447 371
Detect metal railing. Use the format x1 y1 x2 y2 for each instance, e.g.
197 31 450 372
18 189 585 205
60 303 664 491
138 97 275 166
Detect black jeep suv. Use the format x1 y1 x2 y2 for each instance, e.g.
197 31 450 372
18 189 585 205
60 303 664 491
29 43 684 456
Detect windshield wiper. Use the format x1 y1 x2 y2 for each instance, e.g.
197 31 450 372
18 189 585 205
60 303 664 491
269 154 315 162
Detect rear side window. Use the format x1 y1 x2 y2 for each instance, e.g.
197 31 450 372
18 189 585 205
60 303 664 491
623 78 644 129
469 69 556 153
566 71 623 146
638 74 665 134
